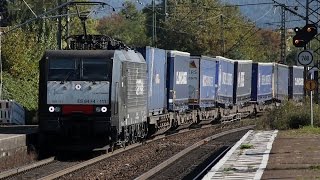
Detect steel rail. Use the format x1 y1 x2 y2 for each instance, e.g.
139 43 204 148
134 125 254 180
192 146 232 180
0 122 254 180
0 157 55 179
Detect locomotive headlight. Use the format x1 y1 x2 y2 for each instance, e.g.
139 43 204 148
49 106 55 112
54 107 61 112
101 106 107 113
95 107 101 112
75 84 81 90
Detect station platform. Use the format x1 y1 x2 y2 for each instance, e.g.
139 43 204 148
0 125 38 158
203 130 278 180
262 130 320 179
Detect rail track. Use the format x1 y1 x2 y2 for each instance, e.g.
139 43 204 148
0 120 255 180
136 127 251 180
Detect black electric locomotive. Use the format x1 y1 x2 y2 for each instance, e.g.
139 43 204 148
38 35 148 151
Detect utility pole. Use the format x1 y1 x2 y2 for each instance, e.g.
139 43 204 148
152 0 157 47
57 0 62 49
303 0 309 99
57 0 70 49
0 30 2 100
163 0 167 22
220 15 225 56
280 5 286 64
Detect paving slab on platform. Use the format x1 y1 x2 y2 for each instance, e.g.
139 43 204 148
203 130 278 180
262 132 320 180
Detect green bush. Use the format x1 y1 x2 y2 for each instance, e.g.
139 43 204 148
257 98 320 130
2 72 38 124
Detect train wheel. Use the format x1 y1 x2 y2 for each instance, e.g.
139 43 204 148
122 141 126 149
110 142 115 153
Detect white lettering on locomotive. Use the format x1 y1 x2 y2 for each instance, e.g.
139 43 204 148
47 81 109 104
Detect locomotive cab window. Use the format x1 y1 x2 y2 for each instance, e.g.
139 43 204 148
82 59 110 81
48 59 77 81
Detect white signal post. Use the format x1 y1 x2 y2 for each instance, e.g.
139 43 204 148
297 50 314 127
311 89 313 127
309 76 315 127
305 72 316 127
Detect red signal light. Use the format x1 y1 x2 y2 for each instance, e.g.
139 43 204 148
307 27 312 32
293 36 306 47
292 24 317 47
294 39 304 45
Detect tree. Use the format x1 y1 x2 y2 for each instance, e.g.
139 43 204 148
96 2 150 47
0 0 9 27
142 0 281 62
1 29 42 121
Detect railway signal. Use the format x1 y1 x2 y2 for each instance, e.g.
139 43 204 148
293 24 318 47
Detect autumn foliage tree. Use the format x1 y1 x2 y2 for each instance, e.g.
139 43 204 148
96 2 150 47
142 0 280 62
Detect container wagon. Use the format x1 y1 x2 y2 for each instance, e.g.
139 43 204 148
251 63 273 103
289 66 304 101
216 57 254 121
189 55 218 123
216 56 235 106
138 47 171 133
273 63 289 101
251 62 274 113
166 50 198 127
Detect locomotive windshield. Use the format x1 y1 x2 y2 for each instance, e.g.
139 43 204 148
48 58 111 81
82 59 109 81
48 59 77 81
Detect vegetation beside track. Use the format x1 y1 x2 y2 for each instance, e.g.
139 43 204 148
256 99 320 130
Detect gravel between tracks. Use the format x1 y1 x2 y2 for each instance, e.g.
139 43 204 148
0 148 37 173
3 160 80 180
59 120 254 180
149 129 249 180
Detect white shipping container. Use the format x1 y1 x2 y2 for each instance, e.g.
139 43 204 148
0 100 25 125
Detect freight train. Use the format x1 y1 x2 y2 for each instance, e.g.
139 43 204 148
38 36 304 152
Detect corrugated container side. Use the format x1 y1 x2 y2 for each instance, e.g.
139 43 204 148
116 50 147 129
236 61 252 104
189 56 200 107
273 63 289 100
216 56 234 105
139 47 167 115
251 63 273 102
0 100 25 125
167 51 190 111
199 57 217 108
290 66 304 101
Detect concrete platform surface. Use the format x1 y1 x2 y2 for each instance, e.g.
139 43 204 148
262 131 320 180
0 126 38 157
